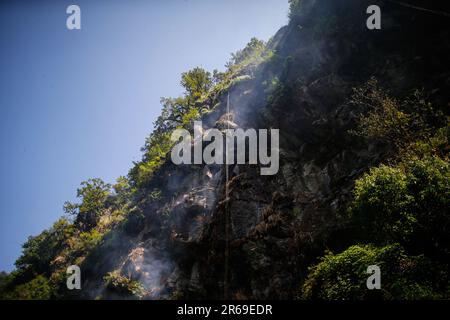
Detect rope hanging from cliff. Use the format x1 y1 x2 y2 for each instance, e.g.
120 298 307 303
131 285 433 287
385 0 450 18
224 92 231 299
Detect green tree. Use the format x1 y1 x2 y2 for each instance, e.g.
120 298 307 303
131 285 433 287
180 67 212 103
405 156 450 259
0 272 11 299
129 131 173 189
350 165 415 243
152 67 213 136
155 97 189 133
226 38 266 68
10 275 52 300
64 178 111 231
303 244 444 300
349 79 444 149
14 217 74 279
112 176 131 206
349 156 450 259
129 67 214 189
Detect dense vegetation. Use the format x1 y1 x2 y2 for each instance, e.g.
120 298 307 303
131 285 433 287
0 35 273 300
303 80 450 300
1 0 449 300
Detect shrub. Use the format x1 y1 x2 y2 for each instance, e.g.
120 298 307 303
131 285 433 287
405 156 450 258
15 218 74 279
79 229 103 251
349 156 450 259
303 244 444 300
104 271 146 298
350 165 415 243
226 38 266 69
129 132 173 189
349 79 445 150
6 275 52 300
64 178 111 231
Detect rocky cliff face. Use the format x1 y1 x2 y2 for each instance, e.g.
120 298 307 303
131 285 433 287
78 0 450 299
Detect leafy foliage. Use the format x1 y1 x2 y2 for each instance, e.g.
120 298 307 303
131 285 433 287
350 165 415 243
349 78 445 149
104 271 146 298
2 13 448 300
0 176 133 299
129 131 173 189
302 79 450 300
227 38 266 68
180 67 213 103
303 244 445 300
64 178 111 231
349 156 450 258
5 275 53 300
15 218 74 278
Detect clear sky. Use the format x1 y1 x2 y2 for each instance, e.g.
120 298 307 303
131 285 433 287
0 0 289 271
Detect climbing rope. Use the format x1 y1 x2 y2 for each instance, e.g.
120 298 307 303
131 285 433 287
224 92 231 299
385 0 450 18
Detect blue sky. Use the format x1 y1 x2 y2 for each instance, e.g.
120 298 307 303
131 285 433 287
0 0 288 271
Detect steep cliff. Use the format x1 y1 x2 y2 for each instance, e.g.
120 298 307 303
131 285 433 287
2 0 449 300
